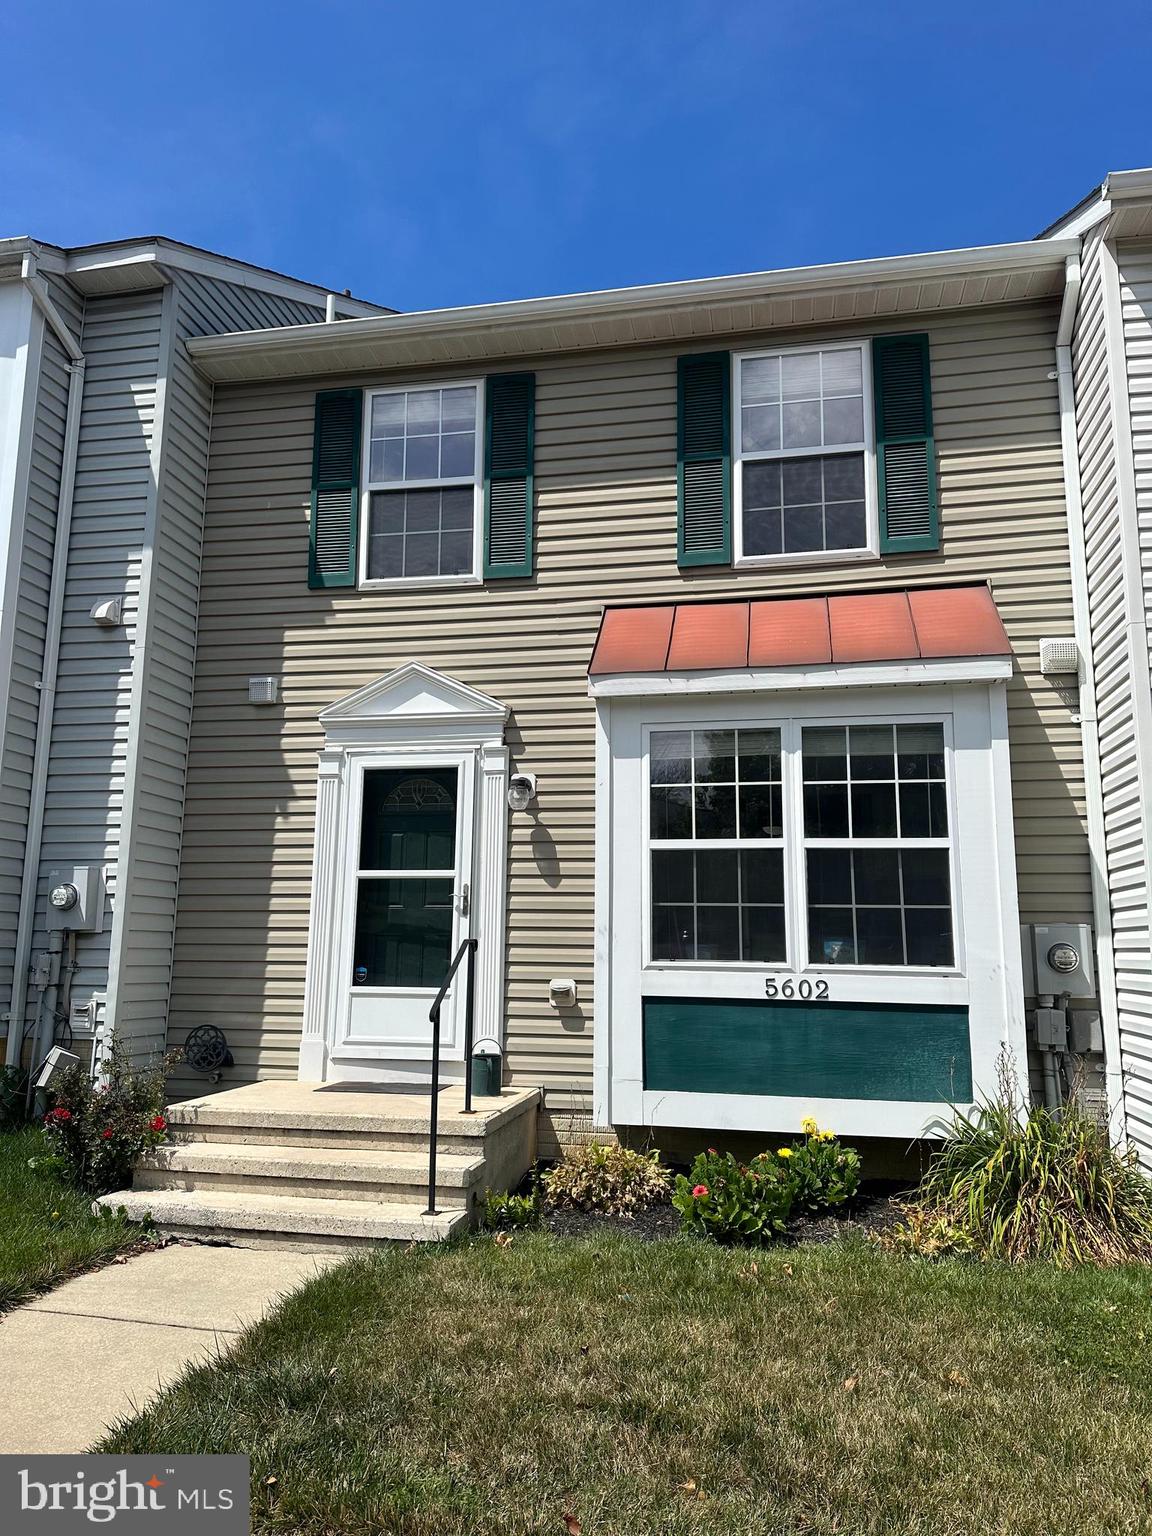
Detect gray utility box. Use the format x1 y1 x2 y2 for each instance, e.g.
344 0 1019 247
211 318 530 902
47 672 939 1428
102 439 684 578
1024 922 1096 999
44 865 105 933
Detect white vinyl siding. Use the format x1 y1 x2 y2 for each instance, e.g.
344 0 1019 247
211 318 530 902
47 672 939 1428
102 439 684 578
28 288 165 1042
108 272 325 1066
1094 238 1152 1160
171 299 1091 1110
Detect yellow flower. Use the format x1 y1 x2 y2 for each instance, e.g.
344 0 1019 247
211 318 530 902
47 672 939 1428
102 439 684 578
800 1117 819 1137
819 1129 836 1143
777 1147 793 1158
50 1210 60 1220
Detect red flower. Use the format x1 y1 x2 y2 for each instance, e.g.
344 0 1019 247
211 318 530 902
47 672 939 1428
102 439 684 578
692 1184 709 1198
707 1147 718 1156
101 1128 113 1140
149 1114 167 1134
44 1107 71 1123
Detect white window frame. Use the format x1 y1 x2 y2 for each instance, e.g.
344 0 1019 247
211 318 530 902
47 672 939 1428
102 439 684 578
732 340 879 569
359 378 484 590
647 725 788 969
596 679 1029 1140
641 712 961 977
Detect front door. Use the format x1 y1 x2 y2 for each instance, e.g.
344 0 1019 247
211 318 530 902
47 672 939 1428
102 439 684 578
336 754 474 1063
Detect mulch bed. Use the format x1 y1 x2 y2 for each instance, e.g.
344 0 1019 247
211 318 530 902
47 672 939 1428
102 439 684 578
539 1183 907 1245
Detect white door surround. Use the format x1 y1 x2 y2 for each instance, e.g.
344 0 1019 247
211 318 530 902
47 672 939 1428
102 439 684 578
299 662 509 1084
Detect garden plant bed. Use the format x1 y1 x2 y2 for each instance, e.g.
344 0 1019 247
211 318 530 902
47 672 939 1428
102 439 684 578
0 1126 151 1312
541 1183 905 1246
100 1230 1152 1535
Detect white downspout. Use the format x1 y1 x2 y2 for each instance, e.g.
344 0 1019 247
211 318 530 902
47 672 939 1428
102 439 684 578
1054 252 1125 1135
3 257 85 1069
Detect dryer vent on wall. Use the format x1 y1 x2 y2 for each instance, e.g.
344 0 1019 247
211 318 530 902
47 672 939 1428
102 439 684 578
1038 639 1079 676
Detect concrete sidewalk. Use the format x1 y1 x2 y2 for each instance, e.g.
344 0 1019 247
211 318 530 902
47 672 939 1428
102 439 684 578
0 1243 337 1453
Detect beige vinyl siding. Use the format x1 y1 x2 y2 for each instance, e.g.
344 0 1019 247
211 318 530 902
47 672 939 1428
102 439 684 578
172 300 1090 1100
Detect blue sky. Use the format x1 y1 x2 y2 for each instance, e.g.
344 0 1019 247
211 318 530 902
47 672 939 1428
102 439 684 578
1 1 1148 312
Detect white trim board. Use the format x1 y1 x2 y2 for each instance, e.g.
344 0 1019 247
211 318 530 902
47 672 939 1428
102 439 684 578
300 663 509 1084
589 656 1012 699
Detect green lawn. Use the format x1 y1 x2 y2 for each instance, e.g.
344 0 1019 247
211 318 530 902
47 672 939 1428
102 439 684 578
99 1230 1152 1536
0 1126 142 1311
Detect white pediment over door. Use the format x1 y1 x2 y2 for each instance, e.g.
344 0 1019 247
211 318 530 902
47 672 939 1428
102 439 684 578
318 661 508 745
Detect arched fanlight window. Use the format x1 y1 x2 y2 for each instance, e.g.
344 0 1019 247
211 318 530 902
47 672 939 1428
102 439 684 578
383 776 454 809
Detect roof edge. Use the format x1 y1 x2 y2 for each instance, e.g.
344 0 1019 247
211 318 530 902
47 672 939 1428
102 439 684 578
187 237 1079 374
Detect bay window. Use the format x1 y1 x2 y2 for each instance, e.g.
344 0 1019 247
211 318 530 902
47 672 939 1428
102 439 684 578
649 728 786 963
647 717 955 971
735 343 875 563
802 723 953 967
363 383 481 583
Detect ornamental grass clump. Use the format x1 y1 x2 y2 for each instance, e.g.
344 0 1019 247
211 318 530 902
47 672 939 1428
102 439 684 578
39 1040 173 1196
541 1142 670 1216
889 1078 1152 1267
673 1149 795 1243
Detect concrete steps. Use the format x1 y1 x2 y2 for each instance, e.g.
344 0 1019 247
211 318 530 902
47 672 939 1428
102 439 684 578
134 1141 486 1205
99 1188 470 1252
96 1082 539 1252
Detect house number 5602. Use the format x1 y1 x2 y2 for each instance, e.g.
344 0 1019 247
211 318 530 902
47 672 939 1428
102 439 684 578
765 978 829 1000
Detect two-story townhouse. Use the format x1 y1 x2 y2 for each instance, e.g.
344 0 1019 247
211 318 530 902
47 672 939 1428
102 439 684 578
92 218 1127 1247
0 237 383 1097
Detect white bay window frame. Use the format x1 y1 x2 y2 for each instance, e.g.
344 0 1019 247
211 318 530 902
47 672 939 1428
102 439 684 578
593 674 1027 1140
641 711 962 977
359 378 484 590
732 339 879 569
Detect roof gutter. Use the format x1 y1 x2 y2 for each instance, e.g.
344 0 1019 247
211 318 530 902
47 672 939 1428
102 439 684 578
1053 251 1125 1135
186 237 1080 376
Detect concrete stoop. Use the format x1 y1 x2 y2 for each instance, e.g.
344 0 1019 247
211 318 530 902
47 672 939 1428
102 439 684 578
96 1082 540 1253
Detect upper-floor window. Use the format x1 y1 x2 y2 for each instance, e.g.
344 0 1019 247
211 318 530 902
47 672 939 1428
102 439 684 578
362 383 482 585
734 342 876 565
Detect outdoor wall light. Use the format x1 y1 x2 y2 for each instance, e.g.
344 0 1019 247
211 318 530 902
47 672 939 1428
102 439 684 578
507 772 537 812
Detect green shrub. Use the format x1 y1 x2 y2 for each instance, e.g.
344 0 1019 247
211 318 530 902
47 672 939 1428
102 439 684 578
41 1040 172 1195
673 1149 794 1244
888 1082 1152 1267
481 1185 541 1231
0 1066 28 1130
541 1142 670 1216
780 1118 862 1215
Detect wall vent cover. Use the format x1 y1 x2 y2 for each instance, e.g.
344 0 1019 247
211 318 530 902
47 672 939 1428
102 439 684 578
1038 638 1079 676
248 676 280 705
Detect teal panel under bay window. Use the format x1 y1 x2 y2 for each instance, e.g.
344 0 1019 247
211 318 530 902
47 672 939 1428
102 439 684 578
643 998 971 1102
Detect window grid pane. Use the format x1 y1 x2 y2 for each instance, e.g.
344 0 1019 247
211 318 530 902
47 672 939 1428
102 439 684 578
367 489 475 581
368 386 478 488
650 727 785 963
739 345 869 557
801 723 953 969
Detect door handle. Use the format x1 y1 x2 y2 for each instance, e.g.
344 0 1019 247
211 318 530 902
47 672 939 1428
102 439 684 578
456 883 470 917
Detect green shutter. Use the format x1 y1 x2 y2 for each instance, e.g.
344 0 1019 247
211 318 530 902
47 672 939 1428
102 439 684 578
677 352 731 567
484 372 535 579
873 333 938 554
308 389 362 588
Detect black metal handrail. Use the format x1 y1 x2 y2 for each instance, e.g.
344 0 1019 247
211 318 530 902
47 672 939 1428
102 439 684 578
425 936 478 1215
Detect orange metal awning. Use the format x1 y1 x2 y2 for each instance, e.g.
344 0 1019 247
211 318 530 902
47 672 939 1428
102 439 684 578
588 585 1011 676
